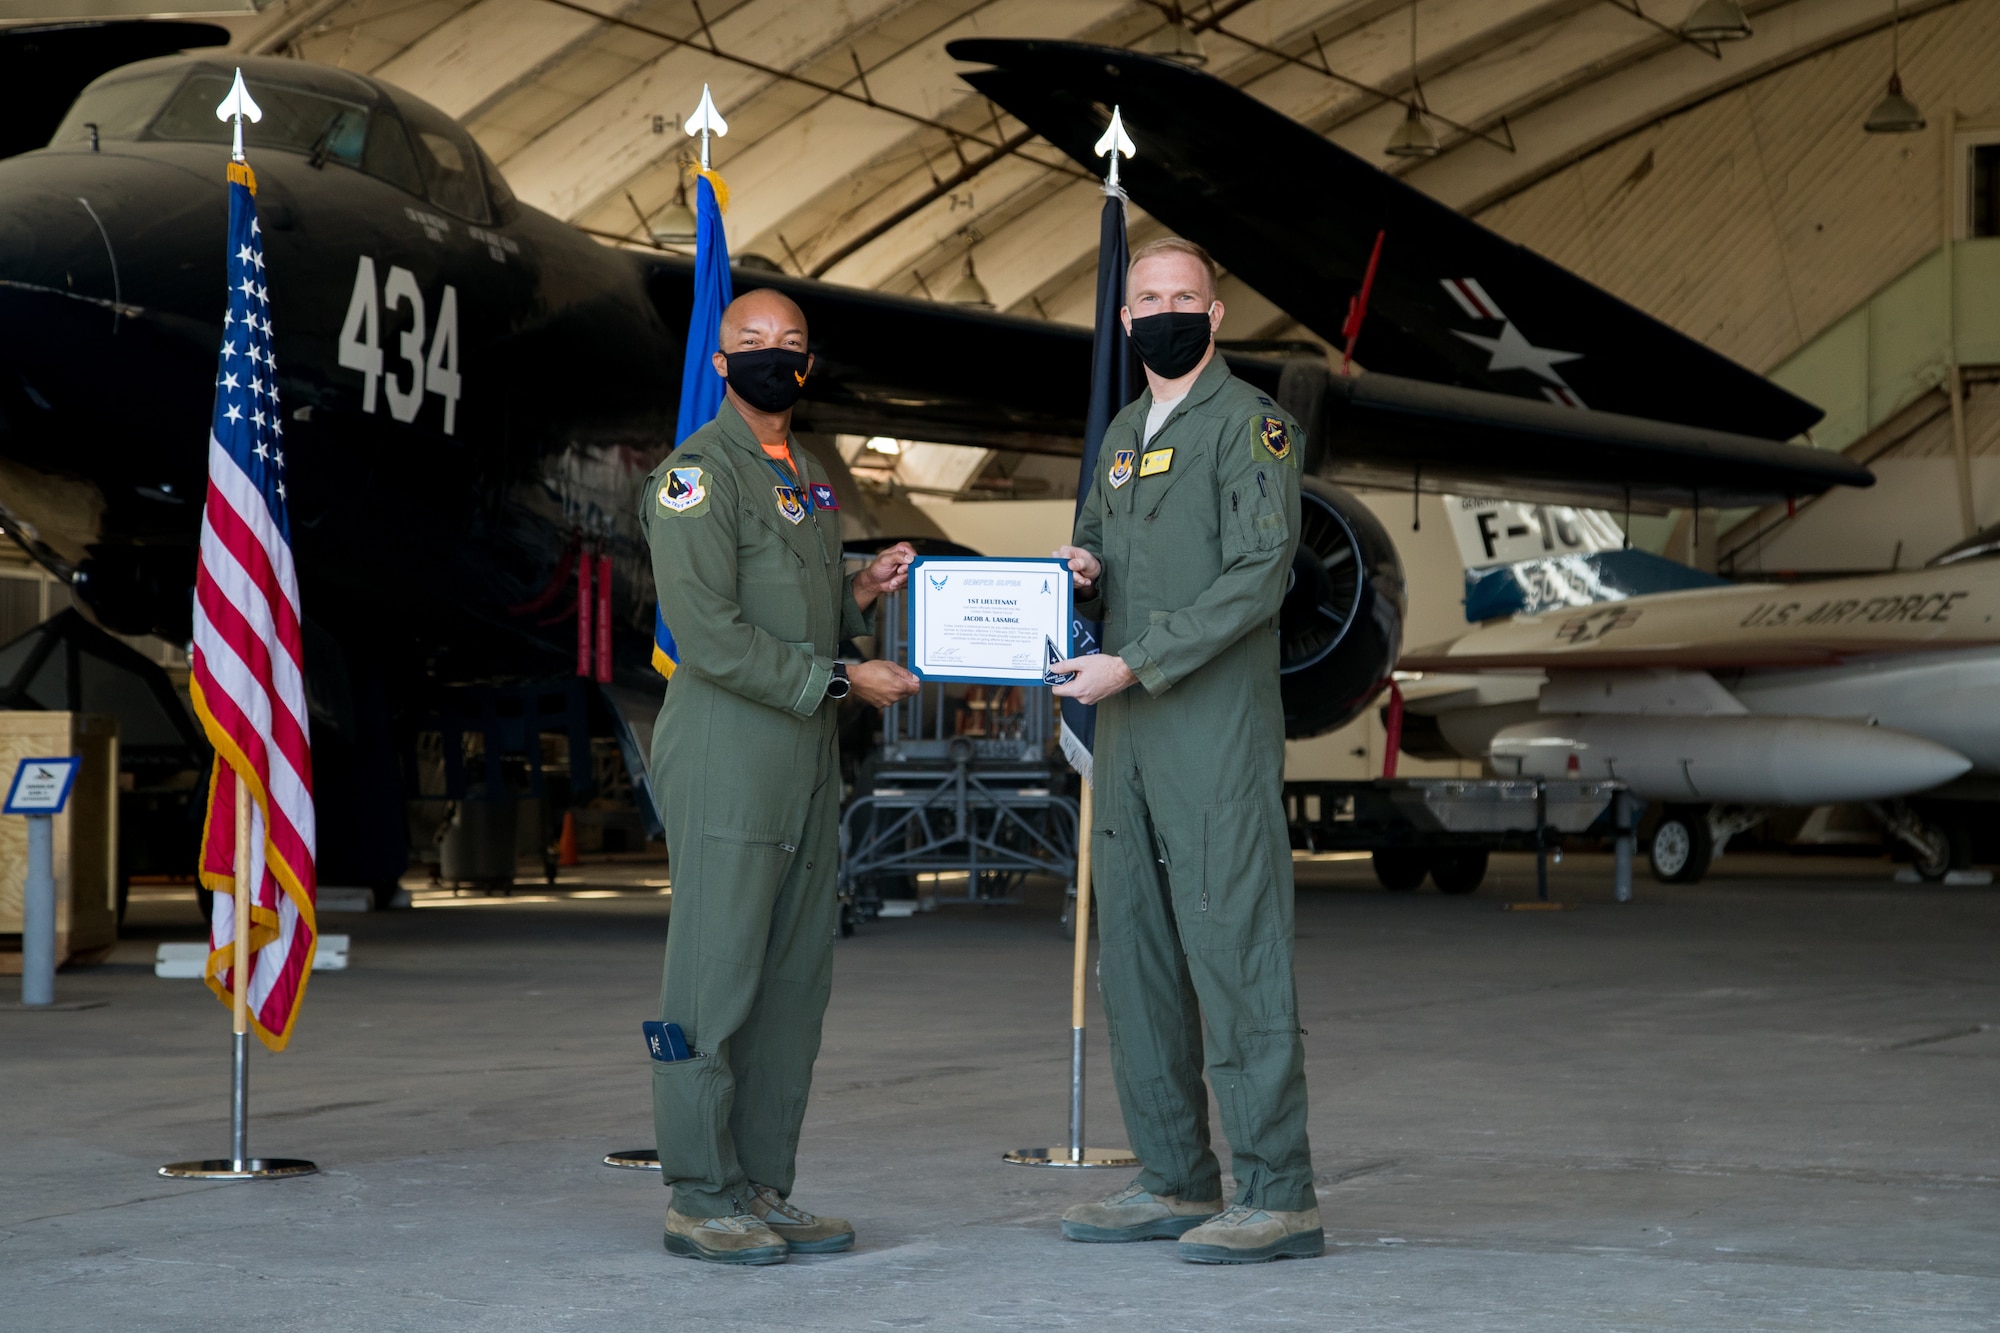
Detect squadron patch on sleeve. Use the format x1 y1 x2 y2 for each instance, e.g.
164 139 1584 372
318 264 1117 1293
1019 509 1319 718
773 484 808 525
1258 415 1293 461
658 466 708 514
1107 448 1136 489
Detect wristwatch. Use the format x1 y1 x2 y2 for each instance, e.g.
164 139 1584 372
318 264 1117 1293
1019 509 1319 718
826 662 852 700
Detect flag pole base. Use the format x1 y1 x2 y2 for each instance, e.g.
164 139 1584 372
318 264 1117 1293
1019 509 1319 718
603 1148 661 1170
1002 1147 1137 1168
158 1158 317 1180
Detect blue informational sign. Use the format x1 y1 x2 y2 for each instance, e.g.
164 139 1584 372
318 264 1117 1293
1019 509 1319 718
4 756 81 815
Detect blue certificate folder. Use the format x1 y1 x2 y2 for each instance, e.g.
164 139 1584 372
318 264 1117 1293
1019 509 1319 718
907 556 1073 686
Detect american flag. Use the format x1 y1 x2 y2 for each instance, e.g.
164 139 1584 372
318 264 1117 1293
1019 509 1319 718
192 158 318 1050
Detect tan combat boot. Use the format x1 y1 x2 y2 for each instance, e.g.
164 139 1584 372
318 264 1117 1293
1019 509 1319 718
746 1182 856 1253
663 1206 790 1265
1176 1202 1325 1264
1060 1181 1223 1242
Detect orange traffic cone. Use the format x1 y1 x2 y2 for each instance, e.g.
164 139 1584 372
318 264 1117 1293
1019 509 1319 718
558 809 580 866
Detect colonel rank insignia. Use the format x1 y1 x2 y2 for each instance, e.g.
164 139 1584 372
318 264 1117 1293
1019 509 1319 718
1258 415 1292 461
773 484 808 525
659 467 707 514
1107 448 1137 489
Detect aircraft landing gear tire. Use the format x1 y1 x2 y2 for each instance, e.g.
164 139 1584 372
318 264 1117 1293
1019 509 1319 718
1911 818 1971 882
1372 848 1429 892
1649 806 1713 884
1430 849 1488 895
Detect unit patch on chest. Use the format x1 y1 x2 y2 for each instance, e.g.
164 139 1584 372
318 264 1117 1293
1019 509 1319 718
1139 447 1173 477
1258 415 1292 461
1107 448 1136 489
808 482 839 511
773 484 808 525
658 467 708 514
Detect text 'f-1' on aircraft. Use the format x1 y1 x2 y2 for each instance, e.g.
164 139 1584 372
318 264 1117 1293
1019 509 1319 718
0 23 1865 897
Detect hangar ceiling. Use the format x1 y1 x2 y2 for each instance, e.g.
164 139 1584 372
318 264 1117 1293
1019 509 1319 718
174 0 1967 346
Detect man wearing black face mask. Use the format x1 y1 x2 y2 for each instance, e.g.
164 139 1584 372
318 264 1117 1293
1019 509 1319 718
640 288 921 1265
1049 237 1317 1264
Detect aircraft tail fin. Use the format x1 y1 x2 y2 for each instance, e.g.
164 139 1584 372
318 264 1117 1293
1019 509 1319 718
1445 496 1725 622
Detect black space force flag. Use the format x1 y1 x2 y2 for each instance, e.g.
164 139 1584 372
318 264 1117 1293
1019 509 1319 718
1059 190 1142 784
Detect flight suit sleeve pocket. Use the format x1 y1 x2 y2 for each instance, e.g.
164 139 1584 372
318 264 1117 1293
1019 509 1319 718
1228 469 1289 556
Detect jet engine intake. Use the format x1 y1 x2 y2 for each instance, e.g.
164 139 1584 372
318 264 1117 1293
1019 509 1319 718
1280 476 1404 738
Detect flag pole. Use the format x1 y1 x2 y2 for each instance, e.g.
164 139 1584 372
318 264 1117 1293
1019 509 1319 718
1003 105 1139 1171
231 780 251 1168
158 69 316 1183
606 80 734 1174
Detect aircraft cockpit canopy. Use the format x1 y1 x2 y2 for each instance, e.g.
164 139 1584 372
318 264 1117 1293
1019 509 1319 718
48 56 512 224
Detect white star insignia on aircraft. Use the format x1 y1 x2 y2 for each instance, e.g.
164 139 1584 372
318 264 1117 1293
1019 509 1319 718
1451 320 1584 386
224 404 242 423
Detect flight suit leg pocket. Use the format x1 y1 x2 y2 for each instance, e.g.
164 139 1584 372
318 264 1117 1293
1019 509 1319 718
692 833 795 969
1196 799 1283 949
652 1052 732 1190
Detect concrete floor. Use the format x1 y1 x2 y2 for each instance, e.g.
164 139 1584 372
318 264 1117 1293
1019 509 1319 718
3 853 1996 1332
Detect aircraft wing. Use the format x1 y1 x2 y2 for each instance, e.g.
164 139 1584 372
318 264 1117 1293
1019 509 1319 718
1400 568 2000 672
0 21 229 161
951 40 1863 507
646 254 1867 509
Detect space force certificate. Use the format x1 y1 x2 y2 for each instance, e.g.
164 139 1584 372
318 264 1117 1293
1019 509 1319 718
907 556 1073 685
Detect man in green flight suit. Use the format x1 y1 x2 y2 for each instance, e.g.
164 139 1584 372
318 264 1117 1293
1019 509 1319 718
641 287 920 1266
1050 237 1320 1264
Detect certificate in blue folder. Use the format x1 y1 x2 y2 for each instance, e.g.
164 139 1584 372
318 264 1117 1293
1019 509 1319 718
908 557 1073 686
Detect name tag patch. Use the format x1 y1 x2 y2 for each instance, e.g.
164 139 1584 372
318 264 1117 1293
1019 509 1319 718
808 482 839 511
1140 447 1173 477
773 484 808 525
1107 448 1136 489
659 467 706 513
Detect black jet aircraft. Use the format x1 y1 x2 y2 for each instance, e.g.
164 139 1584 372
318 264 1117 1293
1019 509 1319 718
0 23 1865 894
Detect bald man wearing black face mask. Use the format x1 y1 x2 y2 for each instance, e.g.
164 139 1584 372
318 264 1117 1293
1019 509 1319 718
640 288 920 1266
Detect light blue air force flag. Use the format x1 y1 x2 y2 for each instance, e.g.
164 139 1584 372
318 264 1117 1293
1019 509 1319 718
654 171 733 678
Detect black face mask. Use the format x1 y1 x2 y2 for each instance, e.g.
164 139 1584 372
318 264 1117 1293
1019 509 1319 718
1128 309 1214 379
723 347 810 412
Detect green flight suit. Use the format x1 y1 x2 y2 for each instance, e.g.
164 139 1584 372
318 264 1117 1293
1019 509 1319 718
1071 355 1313 1211
638 400 868 1219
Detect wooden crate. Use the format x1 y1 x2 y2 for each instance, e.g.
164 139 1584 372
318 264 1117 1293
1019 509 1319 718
0 712 119 971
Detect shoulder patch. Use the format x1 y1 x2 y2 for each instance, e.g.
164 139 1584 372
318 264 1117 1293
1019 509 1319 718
1257 415 1293 461
658 466 709 515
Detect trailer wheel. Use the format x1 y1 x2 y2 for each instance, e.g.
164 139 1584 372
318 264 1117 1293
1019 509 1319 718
1372 848 1429 892
1430 849 1488 895
1649 806 1713 884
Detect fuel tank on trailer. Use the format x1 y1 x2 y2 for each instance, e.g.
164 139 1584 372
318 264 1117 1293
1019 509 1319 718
1489 714 1970 805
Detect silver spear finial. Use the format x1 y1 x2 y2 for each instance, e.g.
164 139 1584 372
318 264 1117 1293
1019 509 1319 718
1093 105 1136 197
213 68 263 164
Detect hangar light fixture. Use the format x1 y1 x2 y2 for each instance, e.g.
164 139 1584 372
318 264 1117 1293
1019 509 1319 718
1384 3 1441 160
1138 11 1208 66
946 256 994 308
1681 0 1752 42
649 178 696 245
1864 1 1925 134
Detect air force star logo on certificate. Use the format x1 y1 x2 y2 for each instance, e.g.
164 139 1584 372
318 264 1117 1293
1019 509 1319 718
773 485 808 525
659 467 706 513
1107 448 1136 489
